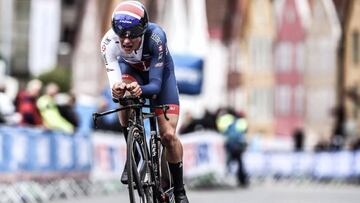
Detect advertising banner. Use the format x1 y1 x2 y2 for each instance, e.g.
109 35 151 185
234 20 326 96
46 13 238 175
73 134 92 171
173 54 204 95
181 131 226 178
28 131 52 171
53 132 75 171
91 132 126 181
2 125 360 182
29 0 61 76
0 126 92 181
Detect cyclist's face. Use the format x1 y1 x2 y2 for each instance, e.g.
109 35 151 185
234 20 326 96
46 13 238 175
120 36 142 54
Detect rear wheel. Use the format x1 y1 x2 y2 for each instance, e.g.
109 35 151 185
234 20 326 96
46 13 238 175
160 148 172 190
160 148 175 202
127 126 154 203
150 139 174 202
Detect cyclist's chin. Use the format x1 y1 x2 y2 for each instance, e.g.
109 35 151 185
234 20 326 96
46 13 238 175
123 48 132 54
122 45 133 53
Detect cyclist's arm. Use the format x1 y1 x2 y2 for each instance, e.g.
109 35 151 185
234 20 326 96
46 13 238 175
101 29 122 92
140 30 167 96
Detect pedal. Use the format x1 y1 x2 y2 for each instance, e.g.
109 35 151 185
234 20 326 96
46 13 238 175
160 187 175 203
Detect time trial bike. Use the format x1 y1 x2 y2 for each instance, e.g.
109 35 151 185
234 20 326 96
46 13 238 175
93 95 175 203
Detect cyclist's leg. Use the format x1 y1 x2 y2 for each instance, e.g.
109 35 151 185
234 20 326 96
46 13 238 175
154 68 181 162
155 69 188 202
157 113 183 179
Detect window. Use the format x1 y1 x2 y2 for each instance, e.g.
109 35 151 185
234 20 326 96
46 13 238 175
12 0 31 75
250 38 272 72
275 42 292 72
249 87 274 120
275 85 291 116
319 40 333 72
294 85 304 116
306 88 335 122
295 43 304 73
353 31 359 64
285 10 296 24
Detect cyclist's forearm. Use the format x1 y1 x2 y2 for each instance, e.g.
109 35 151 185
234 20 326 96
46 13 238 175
106 61 122 90
140 78 162 96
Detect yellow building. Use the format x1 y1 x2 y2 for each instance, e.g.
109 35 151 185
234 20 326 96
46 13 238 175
343 0 360 139
238 0 275 137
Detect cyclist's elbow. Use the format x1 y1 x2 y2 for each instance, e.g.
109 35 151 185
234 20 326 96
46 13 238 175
152 86 161 95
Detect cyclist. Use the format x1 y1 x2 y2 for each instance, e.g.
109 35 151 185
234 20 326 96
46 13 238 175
100 1 189 202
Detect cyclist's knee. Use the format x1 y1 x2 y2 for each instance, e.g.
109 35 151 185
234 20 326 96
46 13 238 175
161 130 177 147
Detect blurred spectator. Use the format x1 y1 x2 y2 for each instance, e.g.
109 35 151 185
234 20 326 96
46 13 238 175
216 107 249 187
36 83 74 134
331 105 346 138
349 136 360 151
15 79 43 126
55 92 79 129
0 84 21 124
293 127 305 152
0 57 19 101
178 109 217 134
92 87 122 132
344 86 360 149
329 134 345 151
314 135 330 152
346 86 360 106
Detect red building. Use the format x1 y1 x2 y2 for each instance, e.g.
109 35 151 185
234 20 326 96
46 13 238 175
273 0 310 136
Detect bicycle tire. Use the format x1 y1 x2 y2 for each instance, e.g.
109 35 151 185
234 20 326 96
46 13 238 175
160 148 175 203
149 138 174 203
127 126 154 203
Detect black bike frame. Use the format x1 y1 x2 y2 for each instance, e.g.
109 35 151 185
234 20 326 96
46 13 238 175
92 96 170 202
148 100 163 200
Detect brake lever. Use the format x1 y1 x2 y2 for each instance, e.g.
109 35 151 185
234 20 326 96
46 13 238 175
163 105 170 121
92 113 99 129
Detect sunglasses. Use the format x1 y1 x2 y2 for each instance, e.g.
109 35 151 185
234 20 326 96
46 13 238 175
115 25 145 39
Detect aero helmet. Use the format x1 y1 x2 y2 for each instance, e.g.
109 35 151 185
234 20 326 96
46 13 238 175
111 1 148 38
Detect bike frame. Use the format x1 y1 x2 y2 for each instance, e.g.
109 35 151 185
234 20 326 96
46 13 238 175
93 96 172 203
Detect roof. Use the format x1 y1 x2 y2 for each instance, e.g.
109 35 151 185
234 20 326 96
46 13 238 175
274 0 311 30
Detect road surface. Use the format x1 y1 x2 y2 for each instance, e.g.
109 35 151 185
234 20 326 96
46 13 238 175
52 182 360 203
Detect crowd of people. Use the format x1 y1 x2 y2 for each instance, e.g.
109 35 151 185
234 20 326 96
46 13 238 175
0 78 79 134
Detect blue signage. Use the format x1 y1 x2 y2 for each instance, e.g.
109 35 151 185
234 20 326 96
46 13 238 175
173 54 203 95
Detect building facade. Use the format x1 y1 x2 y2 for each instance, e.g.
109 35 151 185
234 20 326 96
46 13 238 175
238 0 275 137
304 0 341 141
273 0 310 136
343 0 360 139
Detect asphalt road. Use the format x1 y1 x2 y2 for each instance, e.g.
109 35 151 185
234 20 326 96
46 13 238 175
52 182 360 203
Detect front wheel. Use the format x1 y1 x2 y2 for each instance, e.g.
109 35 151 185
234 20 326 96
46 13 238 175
127 126 154 203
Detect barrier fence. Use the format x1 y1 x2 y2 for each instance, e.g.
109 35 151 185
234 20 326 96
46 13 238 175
1 126 360 181
0 126 92 181
244 150 360 181
1 126 360 202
